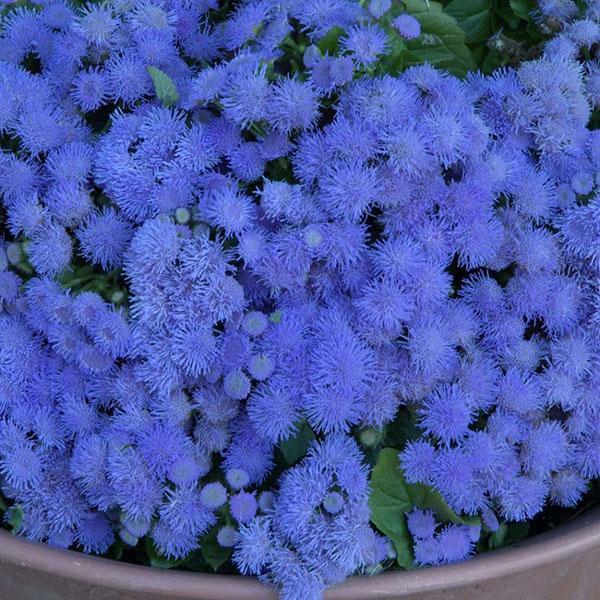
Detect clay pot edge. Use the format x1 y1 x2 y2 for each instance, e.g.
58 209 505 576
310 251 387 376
1 507 599 600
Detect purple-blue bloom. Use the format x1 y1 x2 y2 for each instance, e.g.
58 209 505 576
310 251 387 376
0 1 599 597
392 15 422 40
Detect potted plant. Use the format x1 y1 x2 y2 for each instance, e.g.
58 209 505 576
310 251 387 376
2 507 600 599
0 0 598 599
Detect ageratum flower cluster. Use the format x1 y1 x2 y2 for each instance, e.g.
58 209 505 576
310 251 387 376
0 0 599 598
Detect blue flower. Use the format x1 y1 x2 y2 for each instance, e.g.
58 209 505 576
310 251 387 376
73 3 119 47
406 317 458 380
420 108 470 167
71 434 113 510
381 125 434 176
269 77 320 133
292 0 364 39
175 123 220 174
392 14 421 40
71 67 109 112
341 23 388 66
230 491 258 523
204 186 256 237
45 142 94 187
0 422 44 491
227 142 267 183
224 416 274 485
355 277 414 334
414 536 442 566
319 159 382 223
223 369 251 400
248 380 300 443
128 1 177 34
308 310 376 401
107 446 162 521
106 53 152 105
125 218 180 278
418 384 474 445
436 524 477 563
151 521 199 559
512 167 557 222
222 2 269 51
551 333 593 379
559 196 600 269
221 66 271 128
369 0 392 18
28 222 73 276
77 209 133 270
400 440 436 485
498 476 549 521
406 509 437 540
171 322 218 377
233 516 274 574
550 469 588 507
241 311 268 336
75 513 114 555
431 446 487 514
217 526 239 548
539 0 579 19
0 0 599 588
226 468 250 490
159 486 215 539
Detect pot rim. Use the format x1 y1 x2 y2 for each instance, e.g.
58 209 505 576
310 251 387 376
1 508 600 600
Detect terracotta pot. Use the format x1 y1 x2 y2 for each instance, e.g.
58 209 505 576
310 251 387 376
1 508 599 600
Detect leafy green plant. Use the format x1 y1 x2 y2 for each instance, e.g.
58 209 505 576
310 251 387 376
369 449 479 568
147 67 179 108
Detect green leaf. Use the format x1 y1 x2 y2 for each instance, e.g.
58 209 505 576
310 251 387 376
480 48 506 74
145 538 186 569
147 66 179 107
488 522 508 549
279 421 315 465
488 521 529 550
407 481 465 524
107 539 125 561
401 0 478 77
384 407 421 449
470 44 489 68
0 495 7 513
369 449 415 568
179 552 207 572
444 0 493 45
269 309 282 324
316 26 345 55
495 3 522 28
369 449 478 569
6 506 23 531
508 0 535 21
201 529 232 572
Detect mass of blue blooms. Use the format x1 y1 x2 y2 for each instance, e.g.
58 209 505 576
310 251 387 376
0 0 599 598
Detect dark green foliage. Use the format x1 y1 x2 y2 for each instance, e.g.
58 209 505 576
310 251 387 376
145 538 187 569
279 421 316 465
369 448 478 569
147 67 179 107
201 528 233 572
442 0 550 72
488 521 530 549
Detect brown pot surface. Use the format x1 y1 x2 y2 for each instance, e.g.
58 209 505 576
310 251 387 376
1 508 599 600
